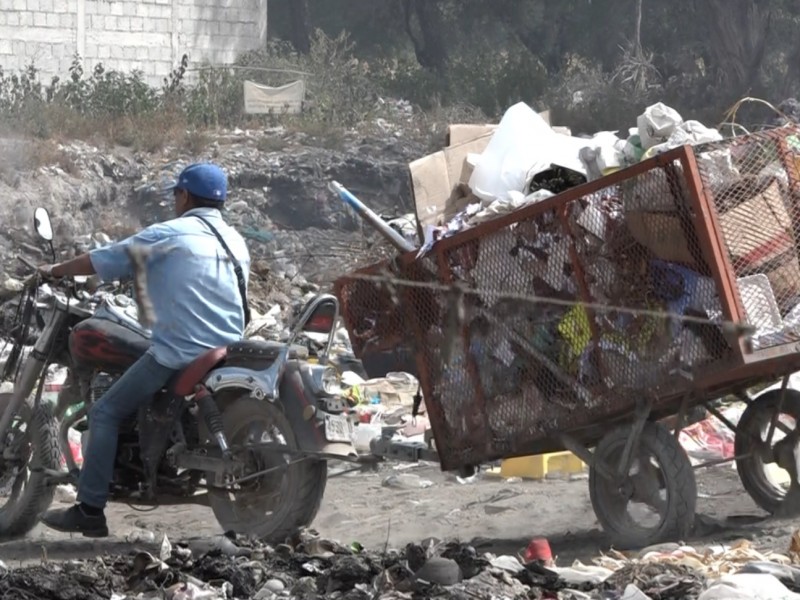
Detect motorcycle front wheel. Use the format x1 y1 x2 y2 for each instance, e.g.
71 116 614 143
0 396 62 540
206 397 327 543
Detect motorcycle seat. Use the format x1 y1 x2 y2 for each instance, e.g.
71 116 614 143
172 340 310 396
173 346 229 396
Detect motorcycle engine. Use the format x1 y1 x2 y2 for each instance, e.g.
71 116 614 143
90 372 118 403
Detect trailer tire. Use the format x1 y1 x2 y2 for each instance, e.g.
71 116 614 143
735 389 800 515
589 422 696 549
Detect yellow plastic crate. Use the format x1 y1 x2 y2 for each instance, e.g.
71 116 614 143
495 451 585 480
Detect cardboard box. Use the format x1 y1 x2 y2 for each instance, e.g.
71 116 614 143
447 124 497 147
411 110 569 237
410 132 493 233
717 178 800 312
625 212 699 268
718 179 793 268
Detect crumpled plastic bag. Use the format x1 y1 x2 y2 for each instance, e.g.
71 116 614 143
696 149 742 189
469 102 588 203
467 189 555 225
638 102 684 149
646 120 723 156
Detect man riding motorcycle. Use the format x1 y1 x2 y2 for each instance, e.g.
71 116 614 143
38 162 251 537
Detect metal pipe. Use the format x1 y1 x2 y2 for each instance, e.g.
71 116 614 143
329 181 415 253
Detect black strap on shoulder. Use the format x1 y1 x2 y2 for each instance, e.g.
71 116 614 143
193 215 251 327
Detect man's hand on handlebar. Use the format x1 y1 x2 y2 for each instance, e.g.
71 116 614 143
37 264 62 282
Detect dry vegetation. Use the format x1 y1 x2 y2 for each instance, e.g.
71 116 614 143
0 31 489 168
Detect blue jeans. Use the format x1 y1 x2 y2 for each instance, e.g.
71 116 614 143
77 352 177 509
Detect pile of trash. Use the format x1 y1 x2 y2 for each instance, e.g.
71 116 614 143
339 370 429 450
413 101 722 249
4 531 800 599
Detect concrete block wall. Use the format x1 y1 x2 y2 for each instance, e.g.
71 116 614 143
0 0 267 86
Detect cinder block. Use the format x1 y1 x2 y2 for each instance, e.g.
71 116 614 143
40 0 53 11
7 12 20 26
104 15 116 29
130 17 144 31
97 45 110 58
46 13 59 27
110 2 123 16
53 0 68 13
85 0 99 14
0 13 6 25
117 16 130 31
27 0 40 11
109 45 122 59
84 43 98 59
33 12 47 26
136 46 148 60
0 40 12 55
59 13 75 28
13 0 26 10
147 45 161 60
122 46 136 59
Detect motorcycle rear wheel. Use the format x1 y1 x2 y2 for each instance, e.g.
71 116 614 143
0 396 62 540
206 397 327 543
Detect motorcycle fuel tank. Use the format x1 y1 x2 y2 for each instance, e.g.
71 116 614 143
69 304 151 372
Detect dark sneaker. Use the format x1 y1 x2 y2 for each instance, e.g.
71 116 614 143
41 505 109 538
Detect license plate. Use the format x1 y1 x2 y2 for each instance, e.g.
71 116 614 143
324 413 354 444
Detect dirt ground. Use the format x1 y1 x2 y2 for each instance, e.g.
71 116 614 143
0 460 796 567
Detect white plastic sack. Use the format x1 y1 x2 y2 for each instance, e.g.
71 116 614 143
638 102 683 149
698 574 800 600
469 102 587 203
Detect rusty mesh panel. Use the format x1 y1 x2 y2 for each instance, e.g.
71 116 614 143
425 158 735 470
334 257 442 358
694 127 800 351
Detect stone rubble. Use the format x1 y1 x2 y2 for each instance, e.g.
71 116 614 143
0 128 427 321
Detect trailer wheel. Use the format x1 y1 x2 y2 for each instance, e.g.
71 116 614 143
589 422 696 549
735 389 800 515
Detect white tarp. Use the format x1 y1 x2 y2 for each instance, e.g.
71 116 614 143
243 80 305 115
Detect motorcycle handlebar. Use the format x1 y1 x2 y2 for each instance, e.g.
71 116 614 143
15 255 80 298
16 255 38 272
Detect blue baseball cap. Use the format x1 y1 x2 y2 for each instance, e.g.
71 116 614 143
169 163 227 202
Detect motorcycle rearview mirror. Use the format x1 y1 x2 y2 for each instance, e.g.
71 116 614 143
33 208 53 242
33 207 56 263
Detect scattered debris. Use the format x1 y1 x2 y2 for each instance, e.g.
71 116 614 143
0 530 799 599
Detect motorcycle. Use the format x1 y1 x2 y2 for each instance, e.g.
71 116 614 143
0 207 361 541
